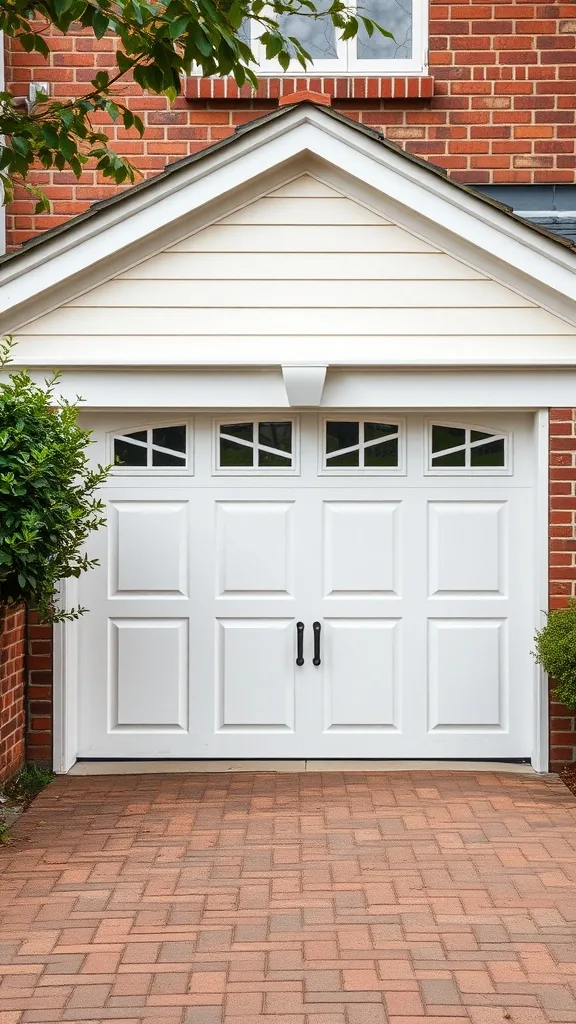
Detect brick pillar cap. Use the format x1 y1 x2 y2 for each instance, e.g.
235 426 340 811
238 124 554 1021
278 89 332 107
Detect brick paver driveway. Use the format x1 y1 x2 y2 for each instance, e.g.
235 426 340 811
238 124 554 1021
1 771 576 1024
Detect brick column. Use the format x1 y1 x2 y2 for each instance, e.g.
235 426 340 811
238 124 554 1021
549 408 576 769
25 613 54 767
0 604 26 783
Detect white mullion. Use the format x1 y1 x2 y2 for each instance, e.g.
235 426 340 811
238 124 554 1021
255 443 292 460
326 442 362 460
115 434 148 449
432 440 468 460
151 443 187 460
468 433 505 450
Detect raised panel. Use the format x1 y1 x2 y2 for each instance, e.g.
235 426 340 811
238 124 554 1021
110 619 188 730
109 501 188 597
216 501 294 596
428 619 506 730
324 502 399 596
323 619 399 730
216 619 295 731
428 501 506 596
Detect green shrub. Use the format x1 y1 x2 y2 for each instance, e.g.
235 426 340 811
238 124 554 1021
0 336 110 621
534 600 576 709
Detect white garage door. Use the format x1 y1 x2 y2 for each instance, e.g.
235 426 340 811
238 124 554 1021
77 411 535 760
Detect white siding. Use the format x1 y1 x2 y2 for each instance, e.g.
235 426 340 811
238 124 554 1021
14 174 576 353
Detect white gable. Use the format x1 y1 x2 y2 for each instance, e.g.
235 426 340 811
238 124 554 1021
3 104 576 377
10 172 576 369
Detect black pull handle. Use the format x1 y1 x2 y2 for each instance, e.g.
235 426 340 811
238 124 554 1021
296 622 305 666
313 621 321 666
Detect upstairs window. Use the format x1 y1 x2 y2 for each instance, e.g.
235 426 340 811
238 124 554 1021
238 0 427 75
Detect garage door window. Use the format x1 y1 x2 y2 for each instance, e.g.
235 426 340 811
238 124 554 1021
216 419 297 474
112 424 189 472
428 422 508 474
321 418 403 474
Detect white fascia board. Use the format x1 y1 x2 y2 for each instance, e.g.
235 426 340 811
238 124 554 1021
8 335 576 369
324 368 576 409
11 366 576 410
3 106 576 329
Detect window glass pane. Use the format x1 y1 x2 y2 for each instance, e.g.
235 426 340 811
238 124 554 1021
152 425 186 453
470 439 505 468
114 437 147 467
357 0 413 59
432 450 466 468
365 438 398 467
470 430 493 444
221 422 253 443
220 437 254 467
125 430 147 443
258 422 292 467
326 421 359 455
277 0 338 59
152 450 186 467
328 450 360 467
258 422 291 453
432 425 465 454
364 421 397 443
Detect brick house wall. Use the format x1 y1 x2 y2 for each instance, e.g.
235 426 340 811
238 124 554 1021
549 410 576 768
3 1 576 771
0 605 25 783
5 1 576 246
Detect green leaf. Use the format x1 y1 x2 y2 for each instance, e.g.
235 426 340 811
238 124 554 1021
92 10 110 38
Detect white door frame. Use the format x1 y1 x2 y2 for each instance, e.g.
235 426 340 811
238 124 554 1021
52 406 551 773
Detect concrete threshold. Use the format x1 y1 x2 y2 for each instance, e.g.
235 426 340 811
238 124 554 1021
67 759 536 775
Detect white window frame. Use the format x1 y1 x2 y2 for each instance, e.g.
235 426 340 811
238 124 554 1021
108 421 193 477
200 0 428 77
213 416 300 476
425 419 512 477
319 414 406 476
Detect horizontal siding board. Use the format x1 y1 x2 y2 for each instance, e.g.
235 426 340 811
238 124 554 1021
220 198 391 225
120 253 487 281
68 280 536 309
168 225 439 253
20 307 575 336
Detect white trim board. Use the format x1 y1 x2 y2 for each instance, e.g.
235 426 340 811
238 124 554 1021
19 367 576 410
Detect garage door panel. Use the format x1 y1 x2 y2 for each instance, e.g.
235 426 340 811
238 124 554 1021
323 618 400 731
215 619 295 731
110 618 189 730
428 501 507 597
216 501 295 597
109 500 189 597
428 618 507 731
323 501 400 597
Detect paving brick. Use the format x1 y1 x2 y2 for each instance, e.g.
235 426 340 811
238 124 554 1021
1 771 576 1024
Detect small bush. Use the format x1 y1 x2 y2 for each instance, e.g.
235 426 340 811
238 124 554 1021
534 600 576 709
0 336 110 620
4 764 55 806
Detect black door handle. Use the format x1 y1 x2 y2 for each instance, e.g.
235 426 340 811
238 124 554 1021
313 621 321 666
296 622 305 666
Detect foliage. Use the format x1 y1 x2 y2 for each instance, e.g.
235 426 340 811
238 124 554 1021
0 0 391 208
533 600 576 710
0 336 110 622
3 763 55 805
0 764 56 843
